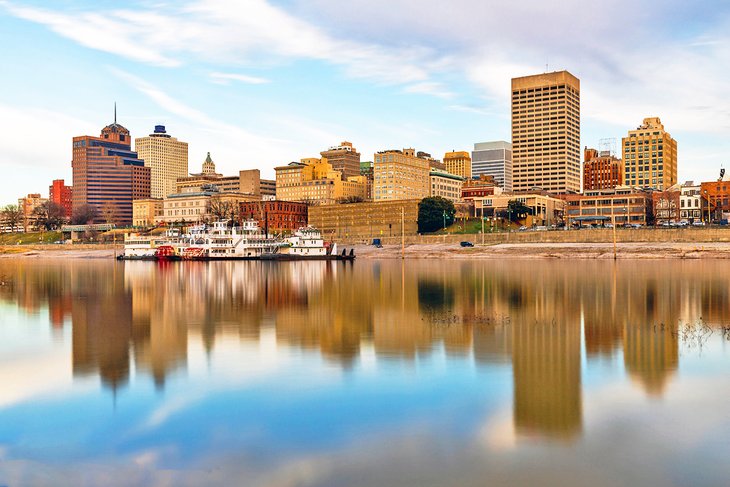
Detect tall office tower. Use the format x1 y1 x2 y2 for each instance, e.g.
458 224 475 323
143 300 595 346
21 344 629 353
373 148 431 201
135 125 188 199
320 141 361 179
443 151 472 178
511 71 581 193
49 179 73 218
583 147 623 190
72 113 150 226
472 141 513 191
622 117 677 191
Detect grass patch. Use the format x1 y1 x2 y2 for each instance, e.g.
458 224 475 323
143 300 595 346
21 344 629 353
0 231 63 245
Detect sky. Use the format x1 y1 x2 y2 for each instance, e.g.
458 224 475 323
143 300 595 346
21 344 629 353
1 0 730 204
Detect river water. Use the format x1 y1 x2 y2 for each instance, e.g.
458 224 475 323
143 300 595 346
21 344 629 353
0 259 729 486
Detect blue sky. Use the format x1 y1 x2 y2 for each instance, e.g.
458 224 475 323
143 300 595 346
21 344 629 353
1 0 730 204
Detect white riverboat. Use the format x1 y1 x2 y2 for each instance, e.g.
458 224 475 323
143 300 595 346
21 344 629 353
261 226 355 261
175 220 282 260
120 229 181 260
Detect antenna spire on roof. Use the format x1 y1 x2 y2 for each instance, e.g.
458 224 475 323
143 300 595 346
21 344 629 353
114 102 117 124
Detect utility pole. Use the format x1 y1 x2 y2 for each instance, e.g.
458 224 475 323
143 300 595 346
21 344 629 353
401 206 405 259
481 206 484 245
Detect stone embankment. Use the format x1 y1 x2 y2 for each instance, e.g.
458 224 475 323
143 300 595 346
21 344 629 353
351 242 730 259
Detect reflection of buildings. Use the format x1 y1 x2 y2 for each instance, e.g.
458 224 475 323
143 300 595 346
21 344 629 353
6 259 730 408
71 268 135 390
512 320 582 440
623 324 678 396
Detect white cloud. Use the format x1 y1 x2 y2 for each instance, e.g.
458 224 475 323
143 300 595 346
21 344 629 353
209 72 270 85
1 0 443 87
403 82 454 99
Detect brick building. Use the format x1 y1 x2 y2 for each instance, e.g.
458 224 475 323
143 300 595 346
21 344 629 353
561 187 653 227
240 200 308 234
49 179 73 218
652 185 681 225
700 180 730 222
583 147 623 191
72 115 150 226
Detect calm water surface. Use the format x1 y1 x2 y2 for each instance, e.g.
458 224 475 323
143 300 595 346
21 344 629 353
1 259 729 486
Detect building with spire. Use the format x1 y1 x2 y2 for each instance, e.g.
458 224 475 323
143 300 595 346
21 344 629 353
135 125 189 199
71 107 150 226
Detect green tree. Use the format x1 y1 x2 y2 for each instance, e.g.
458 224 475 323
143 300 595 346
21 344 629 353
32 201 65 231
1 204 22 232
418 197 456 233
499 199 532 223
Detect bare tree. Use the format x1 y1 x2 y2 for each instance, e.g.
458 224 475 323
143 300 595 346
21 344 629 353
72 204 99 225
1 204 23 232
32 201 65 231
101 202 118 226
209 196 237 223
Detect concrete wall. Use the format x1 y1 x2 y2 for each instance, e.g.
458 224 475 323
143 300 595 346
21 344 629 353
340 228 730 245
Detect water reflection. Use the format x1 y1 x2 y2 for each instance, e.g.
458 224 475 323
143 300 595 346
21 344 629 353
1 259 730 445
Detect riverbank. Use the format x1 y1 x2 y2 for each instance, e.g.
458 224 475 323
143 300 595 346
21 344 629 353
352 242 730 259
0 244 116 259
3 241 730 259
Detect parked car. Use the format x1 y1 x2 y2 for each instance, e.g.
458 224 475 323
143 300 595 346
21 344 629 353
460 241 474 247
518 226 528 231
692 221 706 226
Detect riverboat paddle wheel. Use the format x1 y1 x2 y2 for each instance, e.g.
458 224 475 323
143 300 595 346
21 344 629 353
183 247 206 260
155 245 176 260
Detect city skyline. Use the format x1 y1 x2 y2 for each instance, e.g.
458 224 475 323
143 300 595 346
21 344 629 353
2 0 730 203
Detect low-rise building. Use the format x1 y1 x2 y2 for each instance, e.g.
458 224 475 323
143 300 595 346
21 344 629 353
240 200 308 234
652 185 681 225
18 193 47 232
462 175 500 203
700 179 730 222
561 187 653 227
160 190 259 225
132 198 163 227
680 182 702 222
472 193 564 226
308 200 420 239
429 169 464 203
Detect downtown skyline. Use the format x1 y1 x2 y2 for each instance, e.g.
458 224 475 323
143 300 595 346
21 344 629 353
2 0 730 203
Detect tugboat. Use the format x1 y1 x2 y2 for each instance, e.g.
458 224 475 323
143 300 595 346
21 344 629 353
261 226 355 261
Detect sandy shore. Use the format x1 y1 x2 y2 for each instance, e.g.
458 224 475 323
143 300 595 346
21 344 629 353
3 242 730 260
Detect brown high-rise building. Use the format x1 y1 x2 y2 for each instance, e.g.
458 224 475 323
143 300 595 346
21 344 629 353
583 147 623 190
320 141 361 179
622 117 677 191
512 71 581 194
49 179 73 218
72 113 151 226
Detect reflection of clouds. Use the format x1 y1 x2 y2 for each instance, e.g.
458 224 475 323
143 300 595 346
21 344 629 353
476 409 516 451
0 347 92 409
